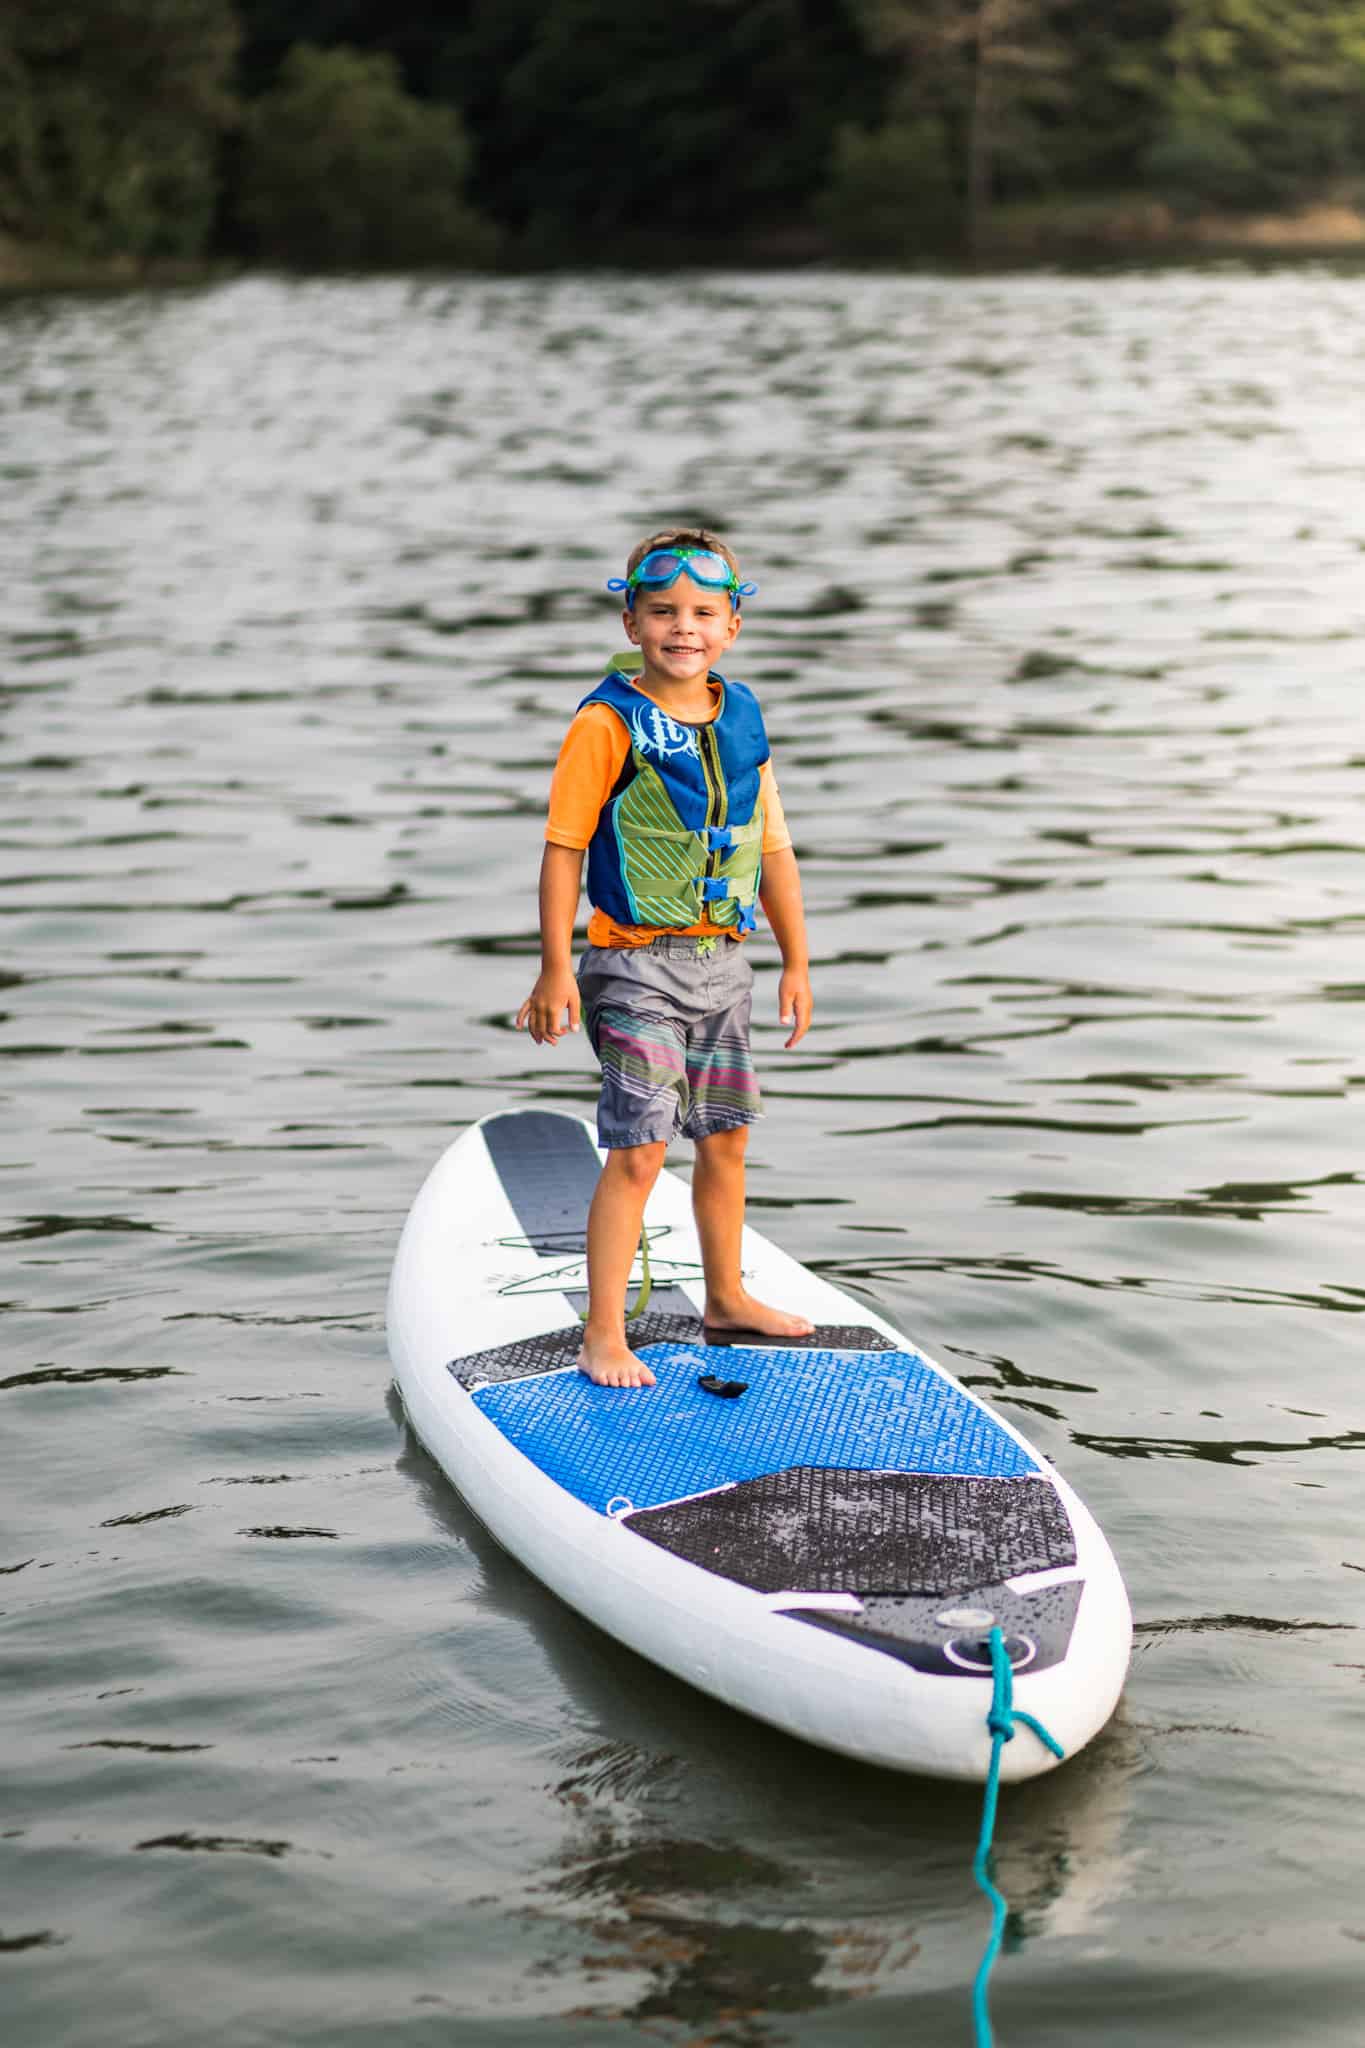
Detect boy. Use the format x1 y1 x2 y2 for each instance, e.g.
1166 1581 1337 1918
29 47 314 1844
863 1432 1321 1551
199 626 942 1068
516 528 814 1388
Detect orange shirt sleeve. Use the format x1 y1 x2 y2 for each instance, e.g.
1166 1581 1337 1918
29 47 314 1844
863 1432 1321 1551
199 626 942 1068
759 759 792 856
544 704 631 850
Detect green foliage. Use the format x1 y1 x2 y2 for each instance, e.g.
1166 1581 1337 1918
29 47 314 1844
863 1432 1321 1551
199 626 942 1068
238 43 496 268
1141 118 1265 212
840 0 1080 247
1127 0 1365 209
444 0 883 253
10 0 1365 269
1042 1 1172 190
0 0 239 260
816 118 961 258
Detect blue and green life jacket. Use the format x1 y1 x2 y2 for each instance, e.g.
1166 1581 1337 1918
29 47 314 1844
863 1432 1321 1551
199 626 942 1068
581 668 768 933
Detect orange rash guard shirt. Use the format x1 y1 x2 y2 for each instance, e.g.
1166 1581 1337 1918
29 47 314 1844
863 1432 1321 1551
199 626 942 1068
544 686 793 949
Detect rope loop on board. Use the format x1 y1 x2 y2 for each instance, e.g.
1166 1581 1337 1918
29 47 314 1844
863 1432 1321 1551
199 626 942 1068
493 1222 676 1315
971 1625 1065 2048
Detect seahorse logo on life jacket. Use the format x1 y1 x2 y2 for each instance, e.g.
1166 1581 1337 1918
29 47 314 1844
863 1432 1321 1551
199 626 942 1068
630 704 699 763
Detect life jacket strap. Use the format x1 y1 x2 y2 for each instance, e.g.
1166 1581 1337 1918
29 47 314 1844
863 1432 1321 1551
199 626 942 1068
708 818 761 850
622 821 695 843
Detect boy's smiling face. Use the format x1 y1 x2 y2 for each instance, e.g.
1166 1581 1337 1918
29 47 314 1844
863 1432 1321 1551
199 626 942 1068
623 582 742 689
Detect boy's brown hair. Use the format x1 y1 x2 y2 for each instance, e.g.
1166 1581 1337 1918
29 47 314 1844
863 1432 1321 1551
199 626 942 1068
626 527 741 583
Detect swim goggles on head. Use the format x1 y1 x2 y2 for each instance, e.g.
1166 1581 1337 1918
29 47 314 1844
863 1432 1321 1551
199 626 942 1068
607 546 758 607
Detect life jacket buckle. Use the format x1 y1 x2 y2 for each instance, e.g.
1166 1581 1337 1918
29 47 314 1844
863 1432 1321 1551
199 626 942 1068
701 877 732 903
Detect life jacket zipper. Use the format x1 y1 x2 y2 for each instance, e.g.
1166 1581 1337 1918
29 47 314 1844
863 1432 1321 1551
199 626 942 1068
700 725 726 876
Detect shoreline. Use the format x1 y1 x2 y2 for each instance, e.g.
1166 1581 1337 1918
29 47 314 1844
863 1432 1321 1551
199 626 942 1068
979 195 1365 264
6 199 1365 293
0 235 237 294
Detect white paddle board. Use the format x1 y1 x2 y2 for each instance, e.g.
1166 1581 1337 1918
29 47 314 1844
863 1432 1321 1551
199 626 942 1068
386 1109 1130 1780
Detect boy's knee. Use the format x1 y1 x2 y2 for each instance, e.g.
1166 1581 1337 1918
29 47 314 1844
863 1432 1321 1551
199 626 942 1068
695 1123 749 1164
606 1139 667 1188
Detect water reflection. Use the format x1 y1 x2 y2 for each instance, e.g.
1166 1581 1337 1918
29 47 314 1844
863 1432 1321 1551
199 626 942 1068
400 1418 1144 2033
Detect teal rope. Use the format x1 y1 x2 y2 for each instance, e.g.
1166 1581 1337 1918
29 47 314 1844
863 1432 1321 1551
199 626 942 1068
970 1627 1065 2048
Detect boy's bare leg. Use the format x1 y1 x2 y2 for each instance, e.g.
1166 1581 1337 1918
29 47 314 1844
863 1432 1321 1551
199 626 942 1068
692 1124 815 1338
579 1141 666 1387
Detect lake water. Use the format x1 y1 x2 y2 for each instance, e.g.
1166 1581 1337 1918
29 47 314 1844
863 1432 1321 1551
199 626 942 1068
3 268 1363 2046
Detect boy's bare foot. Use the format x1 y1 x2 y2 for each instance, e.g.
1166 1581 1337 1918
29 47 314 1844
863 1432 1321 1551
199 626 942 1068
578 1332 657 1389
703 1290 815 1340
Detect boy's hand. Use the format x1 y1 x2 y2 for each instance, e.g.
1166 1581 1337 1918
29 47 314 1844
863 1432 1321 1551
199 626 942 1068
778 967 812 1049
516 970 581 1045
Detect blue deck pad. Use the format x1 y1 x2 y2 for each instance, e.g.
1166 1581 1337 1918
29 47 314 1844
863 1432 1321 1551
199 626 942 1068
471 1343 1037 1516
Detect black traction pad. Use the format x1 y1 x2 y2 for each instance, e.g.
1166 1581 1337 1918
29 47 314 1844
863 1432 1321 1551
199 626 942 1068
450 1313 703 1389
450 1320 899 1388
700 1323 897 1353
623 1467 1076 1596
482 1110 603 1254
789 1577 1084 1679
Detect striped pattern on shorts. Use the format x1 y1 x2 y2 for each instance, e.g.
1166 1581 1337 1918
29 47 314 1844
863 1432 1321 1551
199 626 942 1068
577 936 762 1149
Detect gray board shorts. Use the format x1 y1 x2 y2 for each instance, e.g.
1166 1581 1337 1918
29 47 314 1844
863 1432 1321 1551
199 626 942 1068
576 934 763 1149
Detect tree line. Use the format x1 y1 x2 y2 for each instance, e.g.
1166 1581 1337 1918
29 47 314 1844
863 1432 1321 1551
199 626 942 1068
4 0 1365 271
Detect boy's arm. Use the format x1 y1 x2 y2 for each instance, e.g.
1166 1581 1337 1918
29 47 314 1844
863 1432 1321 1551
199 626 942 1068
758 845 813 1049
517 706 625 1045
516 842 585 1044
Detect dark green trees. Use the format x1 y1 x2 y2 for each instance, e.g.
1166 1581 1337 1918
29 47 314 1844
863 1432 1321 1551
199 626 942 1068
6 0 1365 273
0 0 239 260
238 45 494 267
1138 0 1365 210
836 0 1075 253
445 0 877 258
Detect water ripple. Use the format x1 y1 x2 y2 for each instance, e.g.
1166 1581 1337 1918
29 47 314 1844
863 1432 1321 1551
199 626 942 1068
5 267 1365 2048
